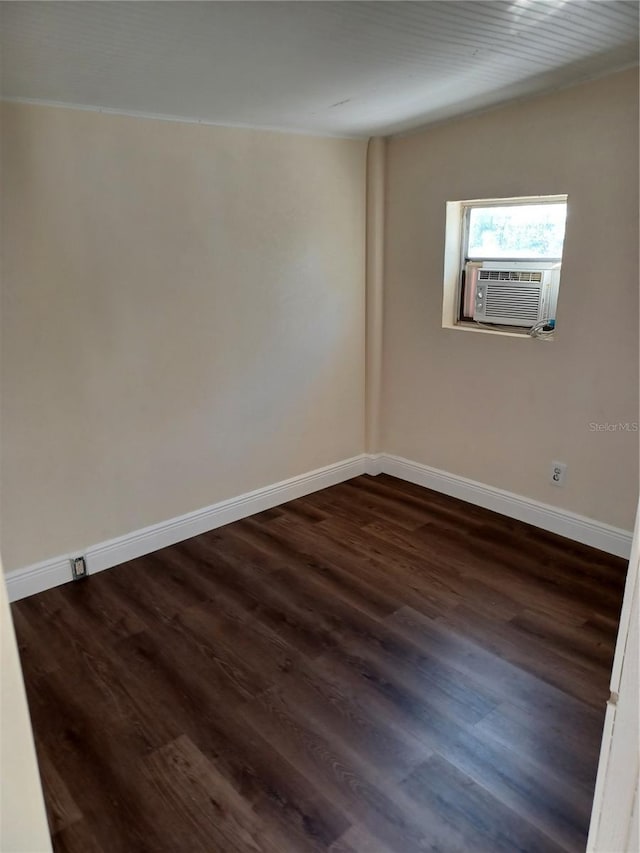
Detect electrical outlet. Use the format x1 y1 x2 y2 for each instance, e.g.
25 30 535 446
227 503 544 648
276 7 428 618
71 556 88 580
550 461 567 487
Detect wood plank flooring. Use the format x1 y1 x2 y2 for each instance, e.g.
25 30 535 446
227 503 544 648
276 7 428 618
11 474 628 853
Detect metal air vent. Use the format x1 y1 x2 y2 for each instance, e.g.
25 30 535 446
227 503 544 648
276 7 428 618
478 270 543 283
482 284 542 323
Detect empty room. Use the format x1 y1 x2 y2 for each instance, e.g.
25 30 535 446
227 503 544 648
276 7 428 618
1 2 638 852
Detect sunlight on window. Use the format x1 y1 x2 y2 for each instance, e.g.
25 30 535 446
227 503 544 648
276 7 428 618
467 203 567 259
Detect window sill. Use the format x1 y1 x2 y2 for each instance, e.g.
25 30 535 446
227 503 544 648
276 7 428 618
443 321 555 340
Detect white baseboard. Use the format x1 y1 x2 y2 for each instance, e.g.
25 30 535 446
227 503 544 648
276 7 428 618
4 454 368 602
5 450 631 602
381 454 633 559
365 453 384 476
4 556 75 604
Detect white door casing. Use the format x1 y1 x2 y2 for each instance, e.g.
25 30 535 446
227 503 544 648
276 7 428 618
587 503 640 852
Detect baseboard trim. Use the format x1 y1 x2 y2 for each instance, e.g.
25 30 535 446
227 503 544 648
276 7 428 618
4 454 368 602
5 450 631 602
365 453 384 476
381 454 633 559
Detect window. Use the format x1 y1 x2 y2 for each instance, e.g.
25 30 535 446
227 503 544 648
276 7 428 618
443 195 568 338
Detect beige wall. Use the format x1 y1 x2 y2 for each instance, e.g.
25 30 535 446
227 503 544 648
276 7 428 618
0 103 366 571
1 568 51 851
2 69 637 574
382 69 639 530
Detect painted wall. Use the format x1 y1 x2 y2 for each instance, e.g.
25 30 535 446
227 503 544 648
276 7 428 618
0 102 366 571
382 69 639 530
0 571 51 852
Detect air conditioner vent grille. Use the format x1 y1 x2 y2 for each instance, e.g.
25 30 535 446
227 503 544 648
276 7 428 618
478 270 543 283
483 284 541 322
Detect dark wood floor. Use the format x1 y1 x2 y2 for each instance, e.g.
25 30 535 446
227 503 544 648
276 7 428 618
12 474 627 853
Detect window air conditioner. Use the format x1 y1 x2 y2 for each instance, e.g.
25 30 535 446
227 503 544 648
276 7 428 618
472 262 560 328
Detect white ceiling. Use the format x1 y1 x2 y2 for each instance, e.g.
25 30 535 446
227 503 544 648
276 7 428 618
1 1 638 137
